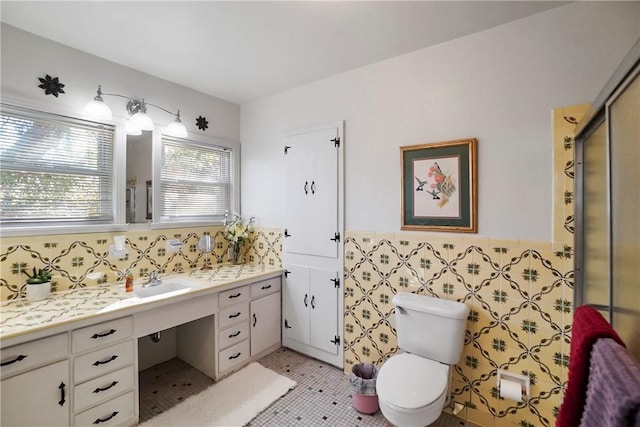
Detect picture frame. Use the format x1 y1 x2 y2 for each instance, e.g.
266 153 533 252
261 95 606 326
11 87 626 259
401 138 477 233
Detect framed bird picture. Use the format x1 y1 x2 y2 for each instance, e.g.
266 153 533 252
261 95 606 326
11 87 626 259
401 138 477 232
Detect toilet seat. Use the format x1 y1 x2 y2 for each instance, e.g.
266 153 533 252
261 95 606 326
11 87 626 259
377 352 449 409
377 353 450 426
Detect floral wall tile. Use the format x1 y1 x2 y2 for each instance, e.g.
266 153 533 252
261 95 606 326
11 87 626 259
0 226 281 301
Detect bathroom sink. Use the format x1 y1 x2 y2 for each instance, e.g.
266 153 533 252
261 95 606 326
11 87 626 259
133 277 199 298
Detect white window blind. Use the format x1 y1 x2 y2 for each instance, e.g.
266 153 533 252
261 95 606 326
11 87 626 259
160 136 232 221
0 104 115 226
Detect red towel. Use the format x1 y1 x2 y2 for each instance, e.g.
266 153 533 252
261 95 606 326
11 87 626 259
557 306 626 427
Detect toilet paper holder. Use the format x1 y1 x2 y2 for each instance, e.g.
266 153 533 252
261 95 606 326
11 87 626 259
496 369 530 401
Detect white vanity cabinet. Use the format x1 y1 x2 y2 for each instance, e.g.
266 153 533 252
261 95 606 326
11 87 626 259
1 334 70 427
0 268 283 426
71 317 136 427
250 279 281 356
215 276 282 376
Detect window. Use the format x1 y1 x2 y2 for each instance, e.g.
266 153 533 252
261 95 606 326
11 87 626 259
159 135 232 221
0 104 115 226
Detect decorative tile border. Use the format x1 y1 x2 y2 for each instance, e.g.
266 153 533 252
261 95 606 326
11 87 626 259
0 226 282 302
552 104 589 245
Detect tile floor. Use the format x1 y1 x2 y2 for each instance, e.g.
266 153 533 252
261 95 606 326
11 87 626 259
139 347 478 427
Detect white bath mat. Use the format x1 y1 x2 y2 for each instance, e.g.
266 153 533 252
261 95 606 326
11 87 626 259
140 362 296 426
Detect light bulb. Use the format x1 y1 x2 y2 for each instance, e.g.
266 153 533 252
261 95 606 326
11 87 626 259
83 86 113 121
83 98 112 121
130 111 154 131
166 120 188 138
125 120 142 135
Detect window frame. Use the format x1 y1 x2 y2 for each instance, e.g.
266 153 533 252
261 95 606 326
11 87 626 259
0 101 127 237
149 128 239 230
0 97 240 237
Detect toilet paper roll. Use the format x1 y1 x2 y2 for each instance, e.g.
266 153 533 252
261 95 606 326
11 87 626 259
500 378 523 401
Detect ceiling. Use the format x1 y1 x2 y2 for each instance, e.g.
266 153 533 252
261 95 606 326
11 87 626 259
1 1 566 104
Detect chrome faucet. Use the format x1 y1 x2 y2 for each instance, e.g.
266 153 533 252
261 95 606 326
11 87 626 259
144 270 162 287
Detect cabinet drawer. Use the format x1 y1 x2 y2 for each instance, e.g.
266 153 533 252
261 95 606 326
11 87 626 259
219 286 250 308
1 333 68 379
74 390 134 427
218 302 249 330
218 322 250 350
74 365 135 413
74 341 134 383
218 340 249 373
251 277 281 298
72 317 132 354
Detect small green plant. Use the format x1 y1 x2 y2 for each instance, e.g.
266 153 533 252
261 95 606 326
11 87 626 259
25 267 53 284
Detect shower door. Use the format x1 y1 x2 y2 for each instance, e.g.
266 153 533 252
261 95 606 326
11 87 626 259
575 55 640 360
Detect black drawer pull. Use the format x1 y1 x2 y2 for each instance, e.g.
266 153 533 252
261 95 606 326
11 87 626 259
91 329 116 339
229 352 242 360
228 331 241 338
261 284 272 290
93 411 118 424
253 313 257 327
1 354 27 366
228 312 241 319
59 382 66 406
228 293 241 299
93 355 118 366
93 381 119 393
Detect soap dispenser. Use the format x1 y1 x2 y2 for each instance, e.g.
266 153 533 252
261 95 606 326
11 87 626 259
125 268 134 293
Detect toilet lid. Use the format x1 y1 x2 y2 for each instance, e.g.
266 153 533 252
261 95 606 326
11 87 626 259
377 353 449 410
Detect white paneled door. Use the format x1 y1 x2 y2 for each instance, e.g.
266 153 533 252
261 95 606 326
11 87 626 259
282 121 343 368
283 265 339 356
308 267 339 355
284 127 339 259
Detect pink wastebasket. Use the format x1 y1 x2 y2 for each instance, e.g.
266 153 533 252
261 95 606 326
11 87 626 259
350 363 379 414
352 392 380 414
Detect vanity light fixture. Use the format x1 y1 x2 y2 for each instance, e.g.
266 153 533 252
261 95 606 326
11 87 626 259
84 85 188 138
125 120 142 136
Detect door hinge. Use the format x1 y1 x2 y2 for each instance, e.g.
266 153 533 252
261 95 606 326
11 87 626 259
284 269 291 278
330 335 341 346
330 232 341 243
330 277 340 288
284 319 292 329
284 145 291 154
284 229 291 238
331 137 340 147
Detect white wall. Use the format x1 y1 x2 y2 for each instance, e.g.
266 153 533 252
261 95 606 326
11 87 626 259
240 2 640 241
1 23 240 143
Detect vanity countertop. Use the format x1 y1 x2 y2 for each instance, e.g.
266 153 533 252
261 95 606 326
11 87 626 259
0 264 282 342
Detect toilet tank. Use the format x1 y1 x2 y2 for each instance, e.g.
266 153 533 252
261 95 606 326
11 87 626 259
393 293 470 365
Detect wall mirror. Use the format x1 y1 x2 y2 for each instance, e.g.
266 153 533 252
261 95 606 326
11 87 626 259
126 131 152 223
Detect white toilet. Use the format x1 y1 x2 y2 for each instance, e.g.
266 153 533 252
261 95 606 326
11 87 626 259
377 293 470 427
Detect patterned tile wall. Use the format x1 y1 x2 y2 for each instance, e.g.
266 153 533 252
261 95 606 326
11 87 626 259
344 233 571 427
553 104 589 245
0 226 282 301
342 105 589 427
